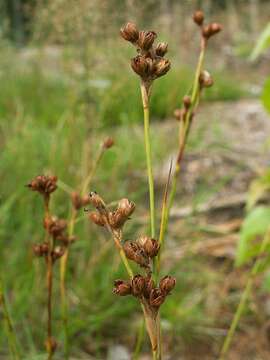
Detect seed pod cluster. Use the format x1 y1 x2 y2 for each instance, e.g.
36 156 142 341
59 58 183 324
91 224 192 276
123 235 160 268
88 193 135 230
27 175 57 195
192 10 222 40
113 274 176 311
120 22 170 83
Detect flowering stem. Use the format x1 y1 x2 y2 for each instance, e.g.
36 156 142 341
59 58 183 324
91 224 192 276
219 228 270 360
140 82 155 240
159 38 206 252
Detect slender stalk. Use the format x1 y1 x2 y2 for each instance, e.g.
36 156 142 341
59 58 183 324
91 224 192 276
160 38 206 244
219 229 270 360
59 143 106 359
44 195 55 360
132 319 145 360
0 277 20 359
140 82 155 239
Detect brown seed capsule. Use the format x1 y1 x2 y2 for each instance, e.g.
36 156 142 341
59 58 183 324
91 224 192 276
52 246 65 261
89 191 106 211
159 275 176 295
139 236 160 258
209 22 222 36
117 198 136 218
71 192 82 210
174 108 185 121
45 218 67 239
199 70 214 88
33 244 44 257
154 58 171 78
149 288 166 308
183 95 191 109
202 23 222 39
88 212 106 227
27 175 57 195
155 42 168 57
113 279 132 296
131 275 145 296
192 10 204 26
131 55 151 78
103 137 114 149
144 275 155 298
123 241 149 267
120 22 139 43
138 30 157 50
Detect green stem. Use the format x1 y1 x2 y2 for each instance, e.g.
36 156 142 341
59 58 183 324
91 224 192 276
132 319 145 360
219 229 270 360
141 82 155 239
0 278 20 359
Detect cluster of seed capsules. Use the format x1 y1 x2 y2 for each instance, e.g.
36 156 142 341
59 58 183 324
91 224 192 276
28 175 74 261
88 192 176 312
120 22 170 83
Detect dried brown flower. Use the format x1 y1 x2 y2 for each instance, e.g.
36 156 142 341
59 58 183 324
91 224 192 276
154 58 171 78
27 175 57 195
144 275 155 298
149 288 166 308
44 218 67 239
183 95 191 109
89 191 106 211
71 192 90 210
120 22 139 43
192 10 204 26
33 243 49 257
52 246 65 261
199 70 214 88
131 275 146 297
123 241 149 267
155 42 168 57
159 276 176 295
113 279 132 296
88 211 106 227
138 30 157 50
138 236 160 258
202 23 222 39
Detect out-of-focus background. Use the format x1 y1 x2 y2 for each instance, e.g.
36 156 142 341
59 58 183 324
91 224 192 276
0 0 270 359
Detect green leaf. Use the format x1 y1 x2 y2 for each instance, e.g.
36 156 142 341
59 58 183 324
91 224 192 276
262 78 270 114
236 206 270 266
250 23 270 61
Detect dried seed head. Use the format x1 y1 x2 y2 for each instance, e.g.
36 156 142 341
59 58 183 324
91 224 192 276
113 279 132 296
33 243 49 257
45 217 67 239
192 10 204 26
52 246 65 261
154 58 171 78
89 191 106 211
118 198 136 217
138 30 157 50
183 95 191 109
138 236 160 258
159 275 176 295
131 55 152 79
202 22 222 39
71 192 90 210
131 275 146 297
27 175 57 195
120 22 139 43
199 70 214 88
88 211 106 227
155 42 168 57
123 241 149 267
103 137 114 149
149 288 166 308
144 275 155 298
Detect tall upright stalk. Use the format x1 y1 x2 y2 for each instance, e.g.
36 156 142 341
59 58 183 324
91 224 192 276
141 83 155 239
219 229 270 360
